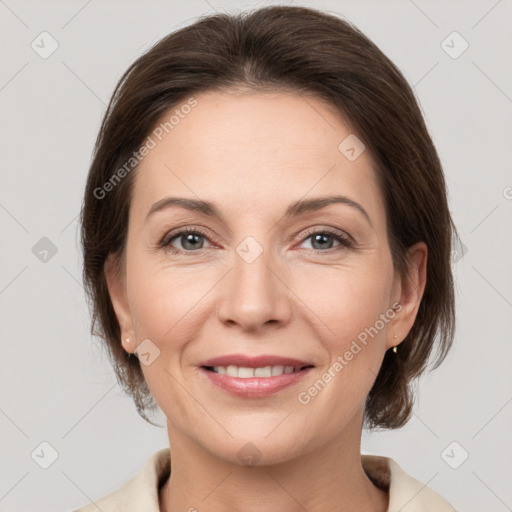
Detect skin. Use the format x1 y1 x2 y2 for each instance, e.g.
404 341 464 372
105 89 427 512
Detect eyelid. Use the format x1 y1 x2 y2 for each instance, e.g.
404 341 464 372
293 226 354 252
295 225 354 245
159 225 219 248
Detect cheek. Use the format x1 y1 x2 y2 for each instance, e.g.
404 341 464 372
126 262 209 413
295 261 392 345
127 256 210 341
292 262 392 409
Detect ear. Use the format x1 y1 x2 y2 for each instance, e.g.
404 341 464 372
104 252 135 354
387 241 428 350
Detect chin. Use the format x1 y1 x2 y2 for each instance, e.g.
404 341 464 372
201 429 312 468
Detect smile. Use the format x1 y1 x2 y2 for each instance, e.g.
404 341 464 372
200 365 314 398
204 364 309 378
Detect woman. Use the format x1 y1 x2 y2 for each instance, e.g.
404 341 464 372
75 5 457 511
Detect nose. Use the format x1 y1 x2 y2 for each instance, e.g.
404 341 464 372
216 241 292 332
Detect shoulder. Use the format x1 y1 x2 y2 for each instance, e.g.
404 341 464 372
72 448 171 512
362 453 457 511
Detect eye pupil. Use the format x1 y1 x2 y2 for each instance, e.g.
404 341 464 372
311 233 334 250
182 233 203 250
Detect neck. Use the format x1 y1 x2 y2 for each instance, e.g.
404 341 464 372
159 415 389 512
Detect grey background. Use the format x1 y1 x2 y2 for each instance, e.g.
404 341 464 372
1 0 511 510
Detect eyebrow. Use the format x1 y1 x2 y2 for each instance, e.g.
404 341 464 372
145 195 372 227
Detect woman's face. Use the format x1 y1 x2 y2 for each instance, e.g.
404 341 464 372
106 90 425 465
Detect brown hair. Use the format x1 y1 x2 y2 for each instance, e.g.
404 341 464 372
80 5 457 429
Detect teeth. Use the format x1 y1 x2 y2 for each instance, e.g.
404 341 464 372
271 365 284 376
254 366 271 377
225 365 238 377
239 366 257 378
212 365 300 378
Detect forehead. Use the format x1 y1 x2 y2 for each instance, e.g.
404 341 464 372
131 90 385 227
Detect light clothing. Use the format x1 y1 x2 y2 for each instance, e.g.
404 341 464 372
73 447 456 511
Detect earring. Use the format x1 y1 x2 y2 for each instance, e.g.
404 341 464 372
393 335 398 353
125 337 130 344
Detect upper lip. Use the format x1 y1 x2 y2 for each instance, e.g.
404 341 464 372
199 354 314 369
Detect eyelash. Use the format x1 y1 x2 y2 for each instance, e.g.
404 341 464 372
158 226 354 255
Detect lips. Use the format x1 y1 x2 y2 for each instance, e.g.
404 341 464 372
199 354 314 369
198 354 315 398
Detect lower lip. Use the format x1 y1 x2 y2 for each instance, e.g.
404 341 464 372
200 367 313 398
